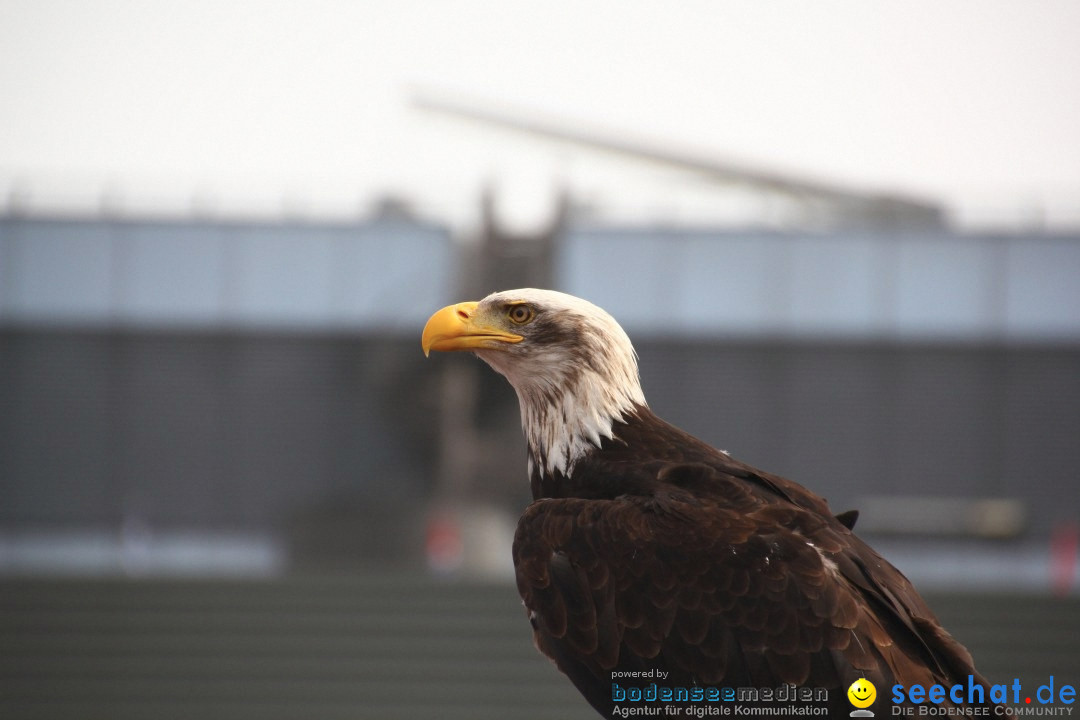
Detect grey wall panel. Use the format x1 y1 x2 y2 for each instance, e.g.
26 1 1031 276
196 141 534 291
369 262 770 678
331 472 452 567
2 220 116 321
560 228 1080 341
0 218 454 330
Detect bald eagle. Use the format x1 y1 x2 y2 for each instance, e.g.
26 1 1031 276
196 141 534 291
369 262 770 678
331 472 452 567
422 288 997 718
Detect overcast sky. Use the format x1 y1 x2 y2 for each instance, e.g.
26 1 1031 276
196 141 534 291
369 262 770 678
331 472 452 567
2 0 1079 229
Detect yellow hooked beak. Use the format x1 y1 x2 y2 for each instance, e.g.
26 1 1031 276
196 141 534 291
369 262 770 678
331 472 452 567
421 301 524 357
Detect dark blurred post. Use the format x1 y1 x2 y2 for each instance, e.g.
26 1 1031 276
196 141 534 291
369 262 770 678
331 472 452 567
425 185 568 574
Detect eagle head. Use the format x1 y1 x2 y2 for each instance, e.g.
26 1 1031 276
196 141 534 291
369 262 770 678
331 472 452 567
422 288 646 476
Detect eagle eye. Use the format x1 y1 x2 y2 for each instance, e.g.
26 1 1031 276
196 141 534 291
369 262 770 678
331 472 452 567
507 304 535 325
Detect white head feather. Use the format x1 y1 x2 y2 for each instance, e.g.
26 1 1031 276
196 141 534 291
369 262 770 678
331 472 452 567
472 289 646 477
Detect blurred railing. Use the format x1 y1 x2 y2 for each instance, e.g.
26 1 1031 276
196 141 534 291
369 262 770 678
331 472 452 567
0 574 1076 720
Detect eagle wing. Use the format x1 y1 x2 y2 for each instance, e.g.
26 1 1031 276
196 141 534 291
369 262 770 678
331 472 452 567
512 462 989 718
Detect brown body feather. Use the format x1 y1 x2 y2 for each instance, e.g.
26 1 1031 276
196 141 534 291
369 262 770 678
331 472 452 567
514 405 995 718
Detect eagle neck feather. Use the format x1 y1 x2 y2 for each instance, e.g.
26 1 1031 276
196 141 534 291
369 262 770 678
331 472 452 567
515 356 645 479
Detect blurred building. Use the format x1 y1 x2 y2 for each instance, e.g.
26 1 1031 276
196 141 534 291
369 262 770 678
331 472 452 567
0 212 453 574
1 211 1079 584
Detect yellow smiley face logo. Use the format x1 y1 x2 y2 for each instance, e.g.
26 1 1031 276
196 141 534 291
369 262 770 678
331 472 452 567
847 678 877 708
